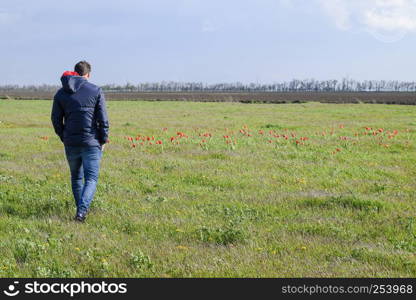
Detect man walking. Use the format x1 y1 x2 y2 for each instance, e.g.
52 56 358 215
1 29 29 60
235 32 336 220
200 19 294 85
51 61 109 222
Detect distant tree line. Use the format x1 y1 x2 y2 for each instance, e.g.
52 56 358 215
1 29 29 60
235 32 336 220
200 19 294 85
2 79 416 93
0 84 59 92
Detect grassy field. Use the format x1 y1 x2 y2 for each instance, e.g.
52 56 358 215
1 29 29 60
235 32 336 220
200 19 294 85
0 99 415 277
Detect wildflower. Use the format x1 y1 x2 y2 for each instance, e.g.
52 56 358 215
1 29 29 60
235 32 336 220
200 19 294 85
297 178 306 184
332 148 341 154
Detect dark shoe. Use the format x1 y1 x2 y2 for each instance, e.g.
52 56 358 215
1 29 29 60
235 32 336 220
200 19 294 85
74 212 86 222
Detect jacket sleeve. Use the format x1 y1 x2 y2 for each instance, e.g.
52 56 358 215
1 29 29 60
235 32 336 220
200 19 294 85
51 95 64 142
95 88 110 145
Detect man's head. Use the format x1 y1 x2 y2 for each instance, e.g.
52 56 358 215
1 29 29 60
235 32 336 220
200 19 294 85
74 61 91 79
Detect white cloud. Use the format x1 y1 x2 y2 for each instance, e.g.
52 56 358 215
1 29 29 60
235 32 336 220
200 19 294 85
364 1 416 31
318 0 416 41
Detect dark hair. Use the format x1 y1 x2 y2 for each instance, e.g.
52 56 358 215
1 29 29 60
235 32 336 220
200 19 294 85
74 61 91 76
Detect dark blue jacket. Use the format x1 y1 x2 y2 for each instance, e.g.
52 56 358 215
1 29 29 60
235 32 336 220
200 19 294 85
51 75 109 147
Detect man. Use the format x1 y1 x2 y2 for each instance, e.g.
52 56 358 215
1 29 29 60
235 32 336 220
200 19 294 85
51 61 109 222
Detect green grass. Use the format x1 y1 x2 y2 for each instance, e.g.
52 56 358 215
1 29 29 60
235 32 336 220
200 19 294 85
0 99 415 277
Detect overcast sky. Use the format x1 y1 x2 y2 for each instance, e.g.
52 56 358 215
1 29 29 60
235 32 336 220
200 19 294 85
1 0 416 85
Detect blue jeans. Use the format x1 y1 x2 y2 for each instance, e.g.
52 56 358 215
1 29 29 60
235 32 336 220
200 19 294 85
64 145 103 215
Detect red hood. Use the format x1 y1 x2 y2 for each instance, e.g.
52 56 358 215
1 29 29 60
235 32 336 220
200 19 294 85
60 71 86 93
61 71 79 77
